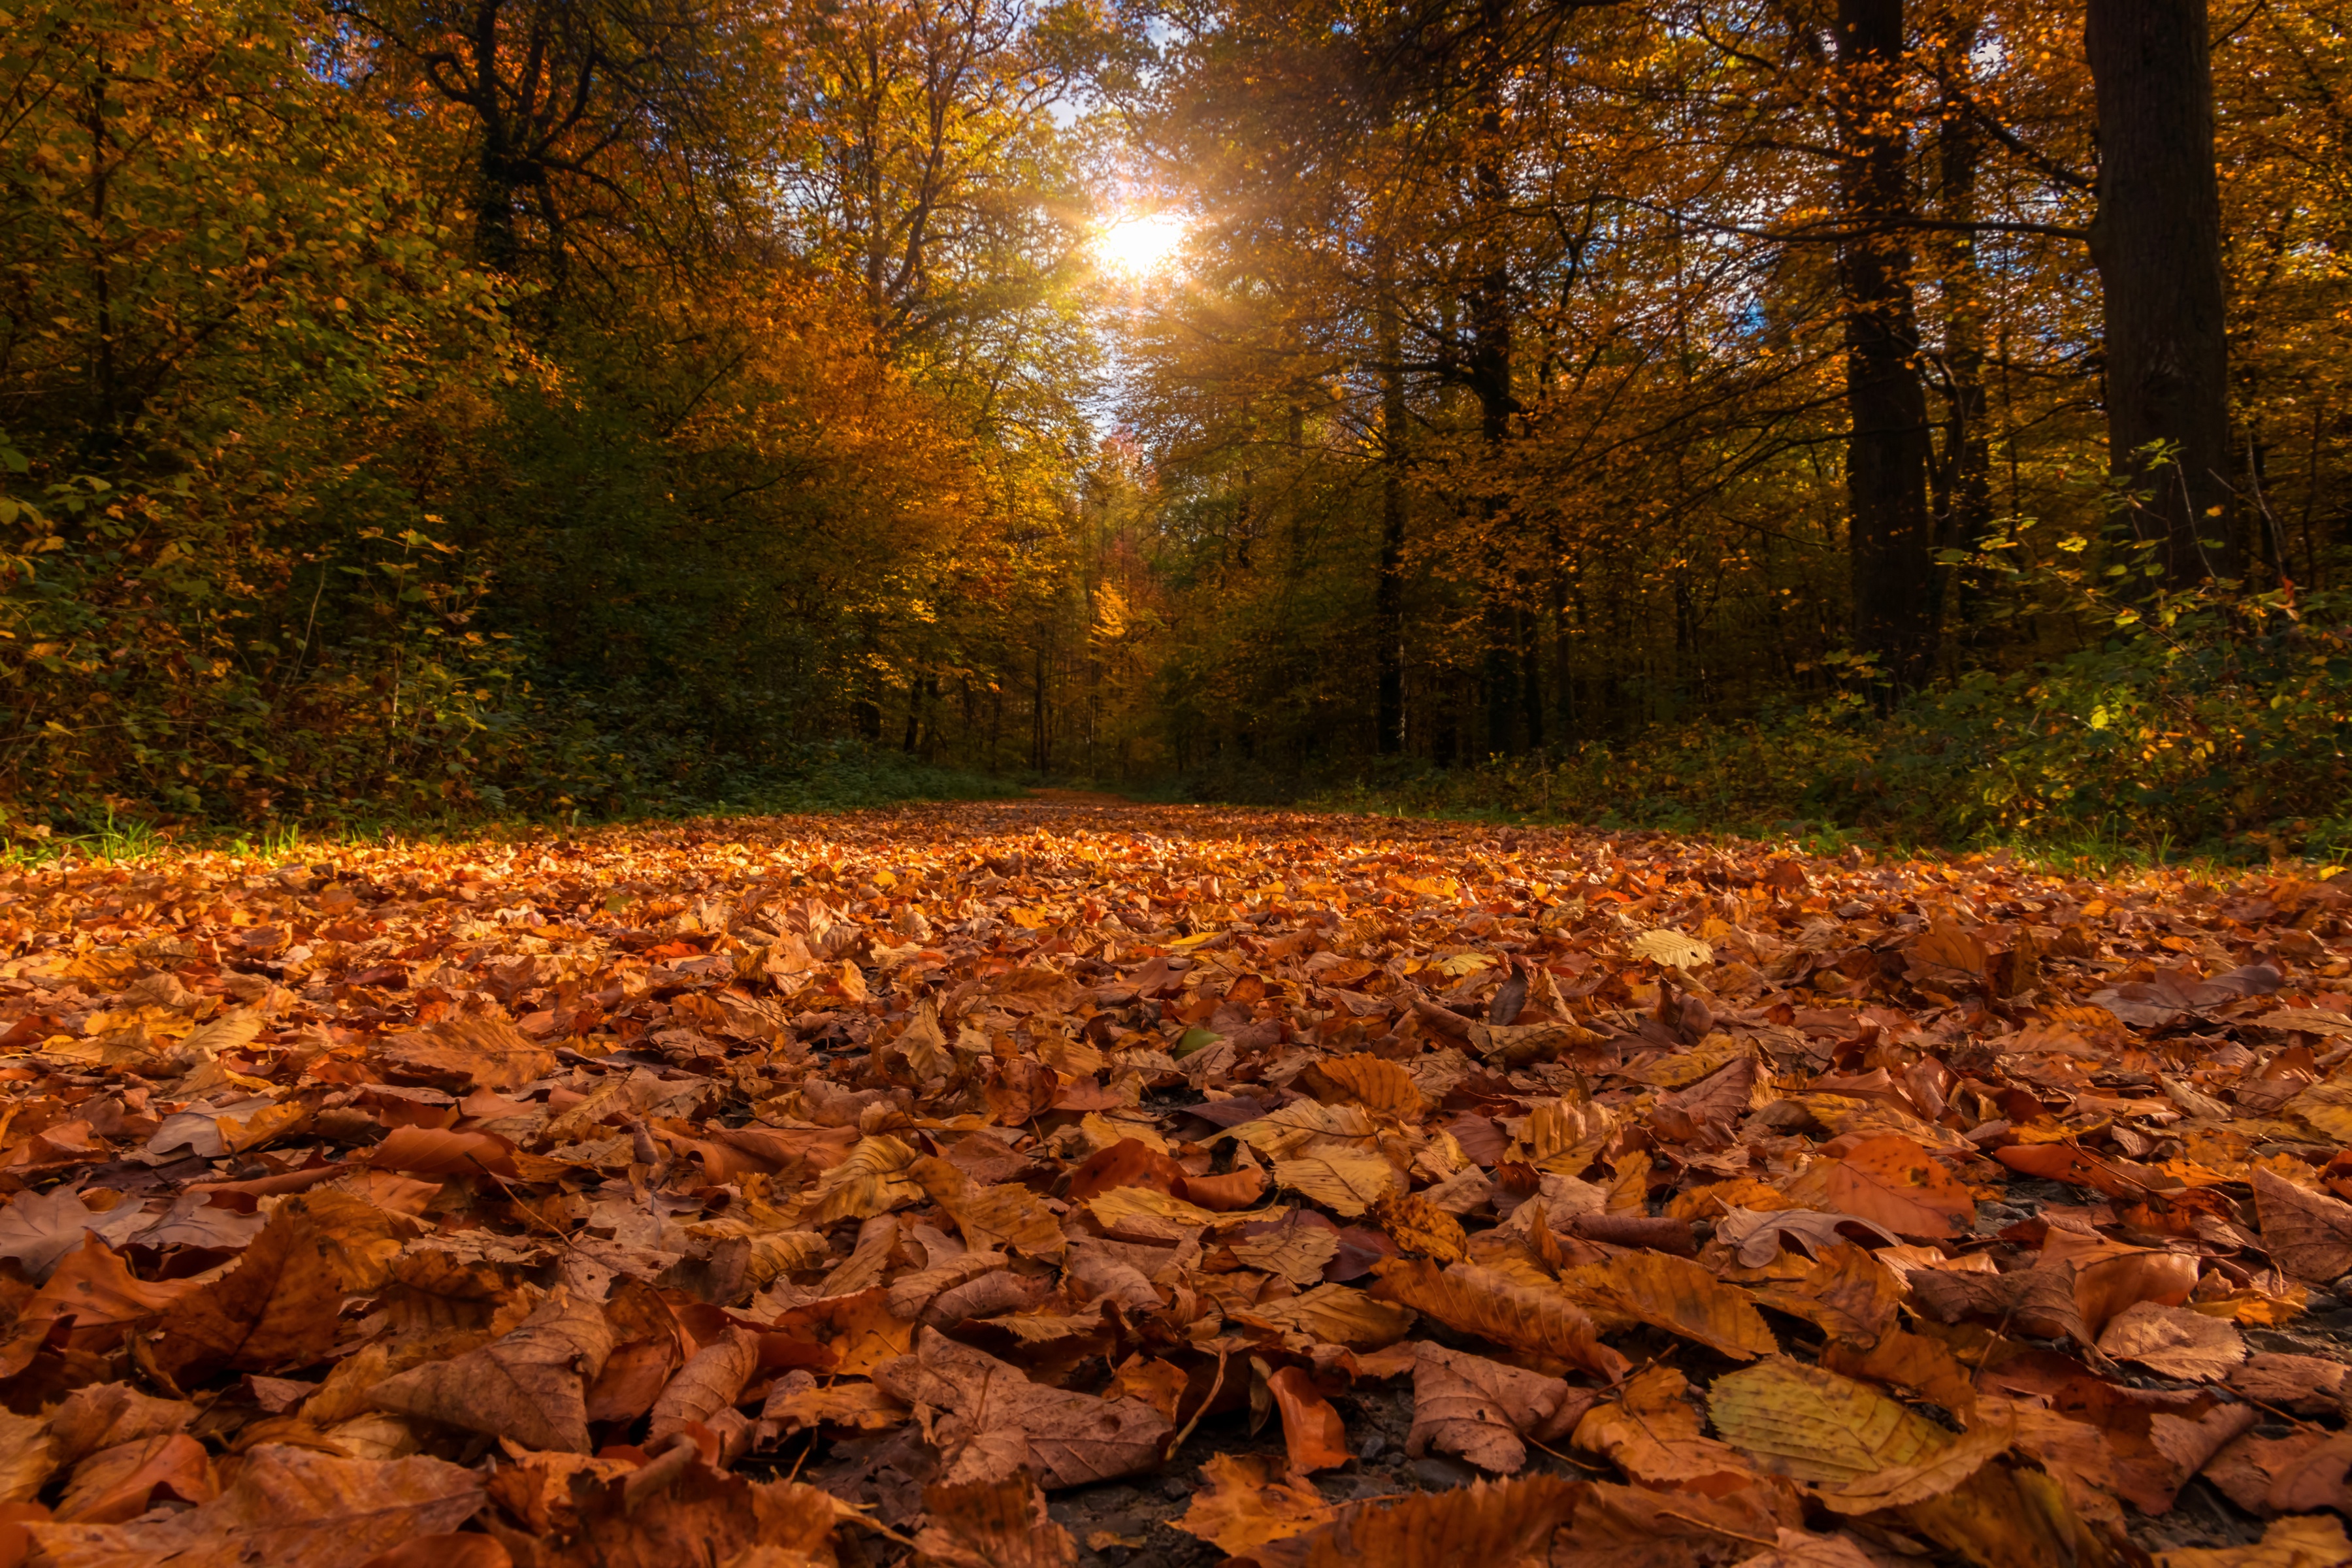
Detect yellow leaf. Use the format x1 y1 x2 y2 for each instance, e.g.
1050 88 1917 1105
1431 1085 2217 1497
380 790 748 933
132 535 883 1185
1309 1054 1424 1120
808 1135 924 1226
915 1158 1068 1259
1273 1153 1401 1217
1707 1355 2007 1511
1631 930 1712 969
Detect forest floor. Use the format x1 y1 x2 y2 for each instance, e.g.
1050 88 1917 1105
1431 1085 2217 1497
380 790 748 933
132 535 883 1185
0 799 2346 1568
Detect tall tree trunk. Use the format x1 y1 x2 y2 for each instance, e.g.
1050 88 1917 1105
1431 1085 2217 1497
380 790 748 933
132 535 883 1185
1375 272 1409 757
2085 0 2236 586
1471 0 1518 755
1835 0 1937 689
1930 3 1993 641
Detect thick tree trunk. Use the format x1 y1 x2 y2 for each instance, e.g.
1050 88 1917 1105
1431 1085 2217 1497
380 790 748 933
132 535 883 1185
1835 0 1938 689
2085 0 2236 586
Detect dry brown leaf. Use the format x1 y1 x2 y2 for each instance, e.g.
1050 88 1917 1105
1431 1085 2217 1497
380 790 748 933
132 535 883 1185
1407 1342 1592 1475
1239 1473 1579 1568
1558 1250 1778 1361
1369 1188 1469 1263
154 1194 400 1382
0 1410 53 1503
1172 1454 1338 1556
354 1537 514 1568
1234 1283 1419 1349
1229 1218 1343 1285
1369 1257 1629 1380
1729 1529 1889 1568
1309 1054 1425 1120
26 1445 483 1568
2230 1354 2351 1418
54 1433 216 1524
915 1158 1069 1259
2158 1514 2352 1568
1899 1460 2115 1568
1782 1135 1976 1239
648 1326 760 1442
369 1288 614 1452
766 1288 917 1377
1742 1243 1900 1349
534 1460 840 1568
1573 1365 1760 1495
364 1125 520 1179
376 1015 559 1092
2096 1301 2247 1380
2256 1168 2352 1283
874 1328 1173 1489
911 1473 1076 1568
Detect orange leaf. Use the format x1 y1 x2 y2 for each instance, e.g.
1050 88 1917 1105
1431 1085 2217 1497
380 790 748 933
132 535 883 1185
1266 1365 1350 1474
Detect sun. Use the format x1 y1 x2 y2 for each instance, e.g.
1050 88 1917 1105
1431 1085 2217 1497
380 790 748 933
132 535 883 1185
1095 212 1188 278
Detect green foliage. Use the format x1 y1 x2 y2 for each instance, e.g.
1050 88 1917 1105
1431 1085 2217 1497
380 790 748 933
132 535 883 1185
1288 580 2350 862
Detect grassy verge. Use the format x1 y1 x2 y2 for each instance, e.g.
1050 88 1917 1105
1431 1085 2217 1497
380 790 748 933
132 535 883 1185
1 746 1022 870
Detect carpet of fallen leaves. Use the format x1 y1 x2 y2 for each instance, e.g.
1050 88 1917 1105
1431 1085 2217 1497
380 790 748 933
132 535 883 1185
0 799 2349 1568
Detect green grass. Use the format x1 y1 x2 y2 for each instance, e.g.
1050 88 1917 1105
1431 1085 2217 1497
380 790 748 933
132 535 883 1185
1 747 1025 870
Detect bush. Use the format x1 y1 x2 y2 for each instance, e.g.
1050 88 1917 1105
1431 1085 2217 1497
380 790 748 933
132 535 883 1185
1299 576 2351 862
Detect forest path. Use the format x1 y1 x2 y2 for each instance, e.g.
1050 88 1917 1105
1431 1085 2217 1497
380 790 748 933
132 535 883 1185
0 802 2339 1561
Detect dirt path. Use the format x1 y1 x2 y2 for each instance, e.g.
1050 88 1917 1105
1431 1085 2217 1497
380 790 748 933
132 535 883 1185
0 800 2341 1564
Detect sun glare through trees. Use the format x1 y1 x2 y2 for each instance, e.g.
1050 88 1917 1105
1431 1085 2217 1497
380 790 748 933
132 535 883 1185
1 4 2351 1560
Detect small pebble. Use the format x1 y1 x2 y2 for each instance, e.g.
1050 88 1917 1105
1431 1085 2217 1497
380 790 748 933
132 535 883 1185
1160 1475 1194 1501
1358 1434 1387 1461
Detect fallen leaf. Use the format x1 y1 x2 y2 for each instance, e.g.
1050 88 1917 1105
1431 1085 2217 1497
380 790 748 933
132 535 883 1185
1407 1342 1592 1475
2096 1301 2247 1380
1707 1356 2004 1509
2158 1514 2352 1568
1369 1257 1629 1379
911 1473 1075 1568
1240 1473 1579 1568
874 1328 1173 1488
1558 1250 1778 1361
1273 1153 1401 1218
1573 1365 1759 1495
1173 1454 1338 1556
2256 1168 2352 1283
370 1289 615 1452
26 1445 482 1568
1784 1135 1975 1239
648 1326 760 1442
1266 1365 1350 1473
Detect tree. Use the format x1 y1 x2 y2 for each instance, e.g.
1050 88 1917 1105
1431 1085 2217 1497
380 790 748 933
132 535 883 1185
1834 0 1938 687
2085 0 2237 585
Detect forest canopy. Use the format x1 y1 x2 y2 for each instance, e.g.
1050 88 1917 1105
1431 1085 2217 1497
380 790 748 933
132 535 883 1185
0 0 2345 852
